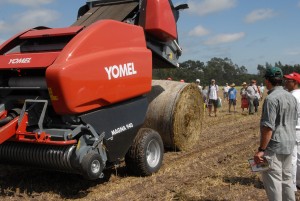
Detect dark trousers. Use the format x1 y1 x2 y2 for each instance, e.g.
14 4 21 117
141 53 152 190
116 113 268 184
248 98 254 114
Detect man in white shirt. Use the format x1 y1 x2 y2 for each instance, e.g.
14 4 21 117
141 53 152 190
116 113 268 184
196 79 202 92
284 72 300 190
207 79 219 117
223 83 230 100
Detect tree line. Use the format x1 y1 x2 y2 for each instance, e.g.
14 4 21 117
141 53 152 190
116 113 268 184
153 58 300 87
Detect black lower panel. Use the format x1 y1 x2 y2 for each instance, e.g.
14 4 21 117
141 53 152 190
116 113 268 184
80 96 148 162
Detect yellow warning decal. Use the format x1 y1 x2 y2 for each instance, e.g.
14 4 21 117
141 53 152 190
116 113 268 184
48 88 58 101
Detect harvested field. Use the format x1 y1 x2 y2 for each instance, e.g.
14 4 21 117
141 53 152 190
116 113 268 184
0 88 300 201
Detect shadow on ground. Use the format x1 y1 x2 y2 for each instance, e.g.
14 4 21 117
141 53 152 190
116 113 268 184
223 176 264 189
0 165 112 199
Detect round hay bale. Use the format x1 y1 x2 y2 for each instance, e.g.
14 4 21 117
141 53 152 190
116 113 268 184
143 80 204 151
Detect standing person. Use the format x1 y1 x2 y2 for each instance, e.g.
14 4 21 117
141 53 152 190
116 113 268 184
207 79 219 117
227 83 237 113
202 86 208 112
284 72 300 190
246 80 257 114
222 83 230 102
252 80 261 112
260 83 265 100
253 67 298 201
240 82 248 112
196 79 203 92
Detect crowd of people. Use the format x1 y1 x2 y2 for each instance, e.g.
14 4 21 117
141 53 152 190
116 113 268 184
169 68 300 200
195 78 265 116
197 69 300 200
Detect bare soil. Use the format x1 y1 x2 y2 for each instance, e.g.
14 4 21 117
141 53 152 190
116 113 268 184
0 93 299 201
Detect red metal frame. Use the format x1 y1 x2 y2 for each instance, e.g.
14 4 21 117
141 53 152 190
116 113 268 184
14 112 77 145
0 112 77 145
0 117 19 144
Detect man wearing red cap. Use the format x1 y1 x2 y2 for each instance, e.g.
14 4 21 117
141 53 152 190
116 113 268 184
284 72 300 190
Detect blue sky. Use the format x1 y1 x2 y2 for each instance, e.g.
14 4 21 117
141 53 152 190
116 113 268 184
0 0 299 74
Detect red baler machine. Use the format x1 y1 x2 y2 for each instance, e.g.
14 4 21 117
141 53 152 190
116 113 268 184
0 0 187 179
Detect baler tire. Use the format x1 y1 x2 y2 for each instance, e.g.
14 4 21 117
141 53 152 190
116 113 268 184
81 152 103 180
125 128 164 176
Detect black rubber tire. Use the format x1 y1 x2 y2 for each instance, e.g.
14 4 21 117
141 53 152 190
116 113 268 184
81 152 103 180
125 128 164 176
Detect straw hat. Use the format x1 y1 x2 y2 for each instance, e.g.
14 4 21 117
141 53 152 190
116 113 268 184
242 82 247 86
230 83 235 87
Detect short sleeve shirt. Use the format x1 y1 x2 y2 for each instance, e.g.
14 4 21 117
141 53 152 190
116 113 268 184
223 86 230 93
228 88 237 100
260 86 297 154
208 85 218 100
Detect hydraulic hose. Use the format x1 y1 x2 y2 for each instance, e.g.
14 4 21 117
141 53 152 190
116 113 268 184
0 116 13 127
0 108 21 127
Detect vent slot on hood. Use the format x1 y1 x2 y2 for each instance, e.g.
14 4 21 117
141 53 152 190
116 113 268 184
4 35 75 55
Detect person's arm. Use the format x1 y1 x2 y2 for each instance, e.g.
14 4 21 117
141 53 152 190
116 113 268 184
254 126 272 164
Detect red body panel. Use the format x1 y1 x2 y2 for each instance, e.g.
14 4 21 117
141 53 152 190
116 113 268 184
46 20 152 114
20 26 83 39
145 0 177 41
0 52 60 69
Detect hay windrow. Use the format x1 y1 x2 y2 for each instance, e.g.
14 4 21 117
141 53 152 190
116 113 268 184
144 80 203 151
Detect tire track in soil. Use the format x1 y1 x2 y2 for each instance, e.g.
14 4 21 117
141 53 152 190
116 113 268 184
91 114 263 201
165 118 260 165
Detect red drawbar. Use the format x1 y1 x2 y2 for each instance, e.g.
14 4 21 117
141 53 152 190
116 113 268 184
0 117 19 144
0 113 77 145
14 113 77 145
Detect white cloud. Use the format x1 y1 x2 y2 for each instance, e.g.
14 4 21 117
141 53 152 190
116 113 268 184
5 0 54 7
188 25 210 37
0 9 59 34
188 0 237 16
245 9 276 23
204 32 245 45
285 50 300 56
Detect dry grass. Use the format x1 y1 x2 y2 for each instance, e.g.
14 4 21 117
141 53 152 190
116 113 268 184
1 89 300 201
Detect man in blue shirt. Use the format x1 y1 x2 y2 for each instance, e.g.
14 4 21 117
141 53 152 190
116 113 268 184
227 83 237 113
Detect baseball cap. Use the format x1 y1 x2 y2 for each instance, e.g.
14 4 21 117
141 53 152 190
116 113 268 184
264 67 283 78
284 72 300 84
196 79 200 83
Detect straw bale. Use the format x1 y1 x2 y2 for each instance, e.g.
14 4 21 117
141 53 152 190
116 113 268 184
144 80 203 151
